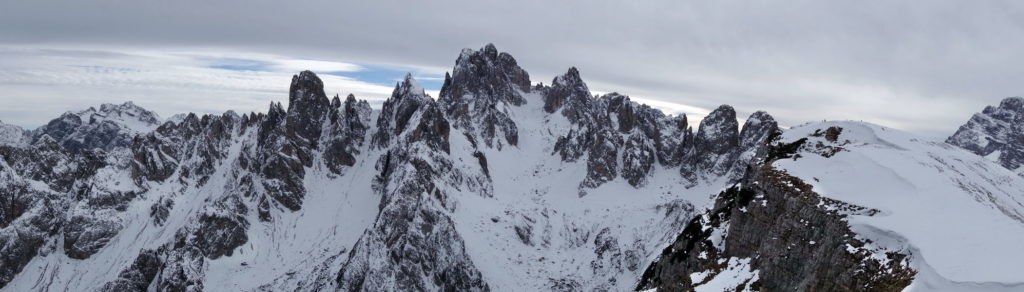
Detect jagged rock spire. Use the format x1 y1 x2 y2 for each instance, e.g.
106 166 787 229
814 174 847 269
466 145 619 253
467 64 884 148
739 111 778 150
396 72 427 98
331 94 342 108
544 67 591 117
695 105 740 155
438 44 528 149
372 73 449 152
442 43 530 105
286 70 331 143
680 105 741 184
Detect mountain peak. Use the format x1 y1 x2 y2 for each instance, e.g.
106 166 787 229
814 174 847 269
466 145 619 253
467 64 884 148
30 101 161 152
543 67 592 115
439 44 531 148
553 67 585 89
949 96 1024 176
996 96 1024 112
286 71 331 142
395 73 427 100
694 104 739 153
482 43 498 57
289 70 328 108
82 101 161 127
446 44 531 101
0 120 29 146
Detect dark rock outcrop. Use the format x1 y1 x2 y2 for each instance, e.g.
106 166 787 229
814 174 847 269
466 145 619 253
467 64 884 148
0 138 114 283
638 128 915 292
543 69 773 193
0 173 64 288
101 249 162 292
287 70 332 145
680 105 739 183
324 94 372 175
544 68 696 193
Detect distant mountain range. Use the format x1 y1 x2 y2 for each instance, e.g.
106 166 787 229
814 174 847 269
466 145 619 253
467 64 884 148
1 44 1022 292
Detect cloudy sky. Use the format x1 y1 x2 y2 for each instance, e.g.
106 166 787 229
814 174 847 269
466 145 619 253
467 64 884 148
2 1 1023 137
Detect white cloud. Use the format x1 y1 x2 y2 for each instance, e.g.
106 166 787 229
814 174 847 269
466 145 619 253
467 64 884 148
1 0 1023 136
272 59 363 73
0 46 400 127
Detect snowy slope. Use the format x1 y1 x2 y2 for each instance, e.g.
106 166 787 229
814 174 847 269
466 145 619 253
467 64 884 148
775 121 1024 289
0 120 29 146
447 91 718 291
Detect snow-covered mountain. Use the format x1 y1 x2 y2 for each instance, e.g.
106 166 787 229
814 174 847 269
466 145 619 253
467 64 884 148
948 97 1024 176
32 101 162 153
0 44 1022 292
0 120 29 146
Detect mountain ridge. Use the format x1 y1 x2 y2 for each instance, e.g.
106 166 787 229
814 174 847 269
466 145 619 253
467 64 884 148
0 44 1021 292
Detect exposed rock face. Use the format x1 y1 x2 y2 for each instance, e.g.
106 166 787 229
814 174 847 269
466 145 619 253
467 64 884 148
247 71 370 215
254 101 308 211
338 75 488 292
324 94 372 175
543 72 775 194
638 128 916 292
33 102 161 153
287 70 332 145
543 67 590 119
680 105 739 183
373 74 448 152
0 136 101 285
101 249 162 291
948 97 1024 176
439 44 529 149
543 68 700 194
0 169 64 287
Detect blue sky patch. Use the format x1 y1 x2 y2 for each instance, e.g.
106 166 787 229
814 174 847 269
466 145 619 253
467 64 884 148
206 57 444 91
207 58 274 71
323 64 444 91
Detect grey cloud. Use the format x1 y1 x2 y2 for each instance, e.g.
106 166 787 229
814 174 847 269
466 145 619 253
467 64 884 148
2 0 1024 136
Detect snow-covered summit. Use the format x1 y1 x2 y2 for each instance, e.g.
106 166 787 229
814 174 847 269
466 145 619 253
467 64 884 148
440 44 531 149
73 101 161 133
0 120 29 146
948 97 1024 176
32 101 162 152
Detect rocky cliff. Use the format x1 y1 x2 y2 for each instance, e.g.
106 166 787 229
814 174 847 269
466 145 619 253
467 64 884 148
948 97 1024 176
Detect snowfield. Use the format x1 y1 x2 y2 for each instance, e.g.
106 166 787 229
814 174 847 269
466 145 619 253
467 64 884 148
776 121 1024 290
448 91 722 291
